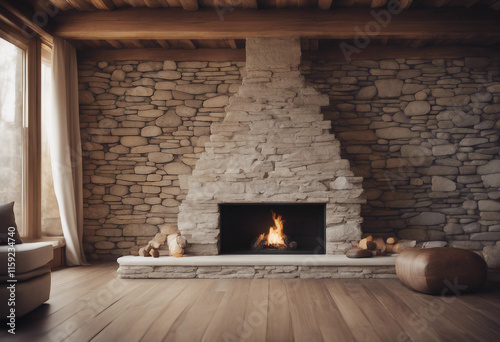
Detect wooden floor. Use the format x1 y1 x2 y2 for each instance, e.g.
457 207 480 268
2 263 500 342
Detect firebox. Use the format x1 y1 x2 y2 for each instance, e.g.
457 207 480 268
219 203 326 254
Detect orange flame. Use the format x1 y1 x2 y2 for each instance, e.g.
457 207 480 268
266 211 285 247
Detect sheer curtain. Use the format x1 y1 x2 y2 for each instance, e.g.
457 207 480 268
48 37 87 265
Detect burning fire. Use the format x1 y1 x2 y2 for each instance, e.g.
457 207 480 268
255 211 286 248
267 211 285 246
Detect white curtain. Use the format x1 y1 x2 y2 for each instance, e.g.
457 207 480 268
48 37 87 266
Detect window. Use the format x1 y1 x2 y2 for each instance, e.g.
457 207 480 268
0 37 26 235
41 46 63 236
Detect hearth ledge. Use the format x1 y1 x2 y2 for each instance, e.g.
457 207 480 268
117 255 397 279
118 254 396 266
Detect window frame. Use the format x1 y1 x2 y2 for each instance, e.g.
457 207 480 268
0 23 42 239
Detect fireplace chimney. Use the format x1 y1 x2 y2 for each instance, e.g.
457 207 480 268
178 37 365 255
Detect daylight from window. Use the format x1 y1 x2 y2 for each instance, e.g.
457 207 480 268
0 37 25 234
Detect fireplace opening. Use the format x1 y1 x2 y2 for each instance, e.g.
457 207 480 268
219 203 326 254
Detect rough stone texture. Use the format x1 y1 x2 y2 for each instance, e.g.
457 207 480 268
482 246 500 268
303 56 500 252
80 52 500 260
246 37 301 71
118 264 396 279
432 176 456 192
404 101 431 116
79 59 243 260
374 79 404 98
178 38 365 255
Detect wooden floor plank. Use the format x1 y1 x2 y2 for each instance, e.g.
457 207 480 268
26 277 141 338
65 280 164 342
362 279 443 342
343 279 409 342
2 263 500 342
92 280 184 342
453 293 500 325
382 279 482 342
324 279 382 342
440 294 500 341
164 280 226 342
140 279 212 341
285 279 324 342
201 279 253 342
305 279 356 342
266 279 294 342
240 279 270 342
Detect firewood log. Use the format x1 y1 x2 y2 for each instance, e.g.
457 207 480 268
169 239 184 257
373 237 387 255
388 240 416 254
139 247 150 257
167 232 180 246
149 248 160 258
386 236 398 245
358 235 374 249
386 244 395 253
144 241 153 253
150 233 168 249
366 241 377 251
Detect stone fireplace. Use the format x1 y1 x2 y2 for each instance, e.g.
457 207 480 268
177 37 365 255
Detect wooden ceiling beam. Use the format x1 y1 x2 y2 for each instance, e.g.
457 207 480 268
52 8 500 41
47 0 74 10
143 0 169 7
318 0 333 10
156 39 170 48
65 0 96 11
0 0 53 46
105 39 124 48
304 45 500 60
241 0 258 9
371 0 387 8
76 45 500 62
78 47 246 61
228 39 238 49
178 0 198 10
398 0 413 9
276 0 287 8
422 0 452 7
90 0 115 10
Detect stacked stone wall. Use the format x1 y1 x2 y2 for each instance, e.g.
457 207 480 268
79 56 500 260
303 57 500 252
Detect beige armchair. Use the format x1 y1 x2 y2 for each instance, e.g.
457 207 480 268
0 242 53 317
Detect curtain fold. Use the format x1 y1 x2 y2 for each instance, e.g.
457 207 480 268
48 37 87 266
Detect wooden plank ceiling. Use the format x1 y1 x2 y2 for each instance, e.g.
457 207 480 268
26 0 500 51
40 0 500 11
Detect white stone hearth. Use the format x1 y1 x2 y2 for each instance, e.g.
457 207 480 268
177 37 365 256
117 255 396 279
119 254 396 266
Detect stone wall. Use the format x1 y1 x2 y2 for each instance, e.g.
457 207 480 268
78 60 243 260
79 55 500 261
303 57 500 252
